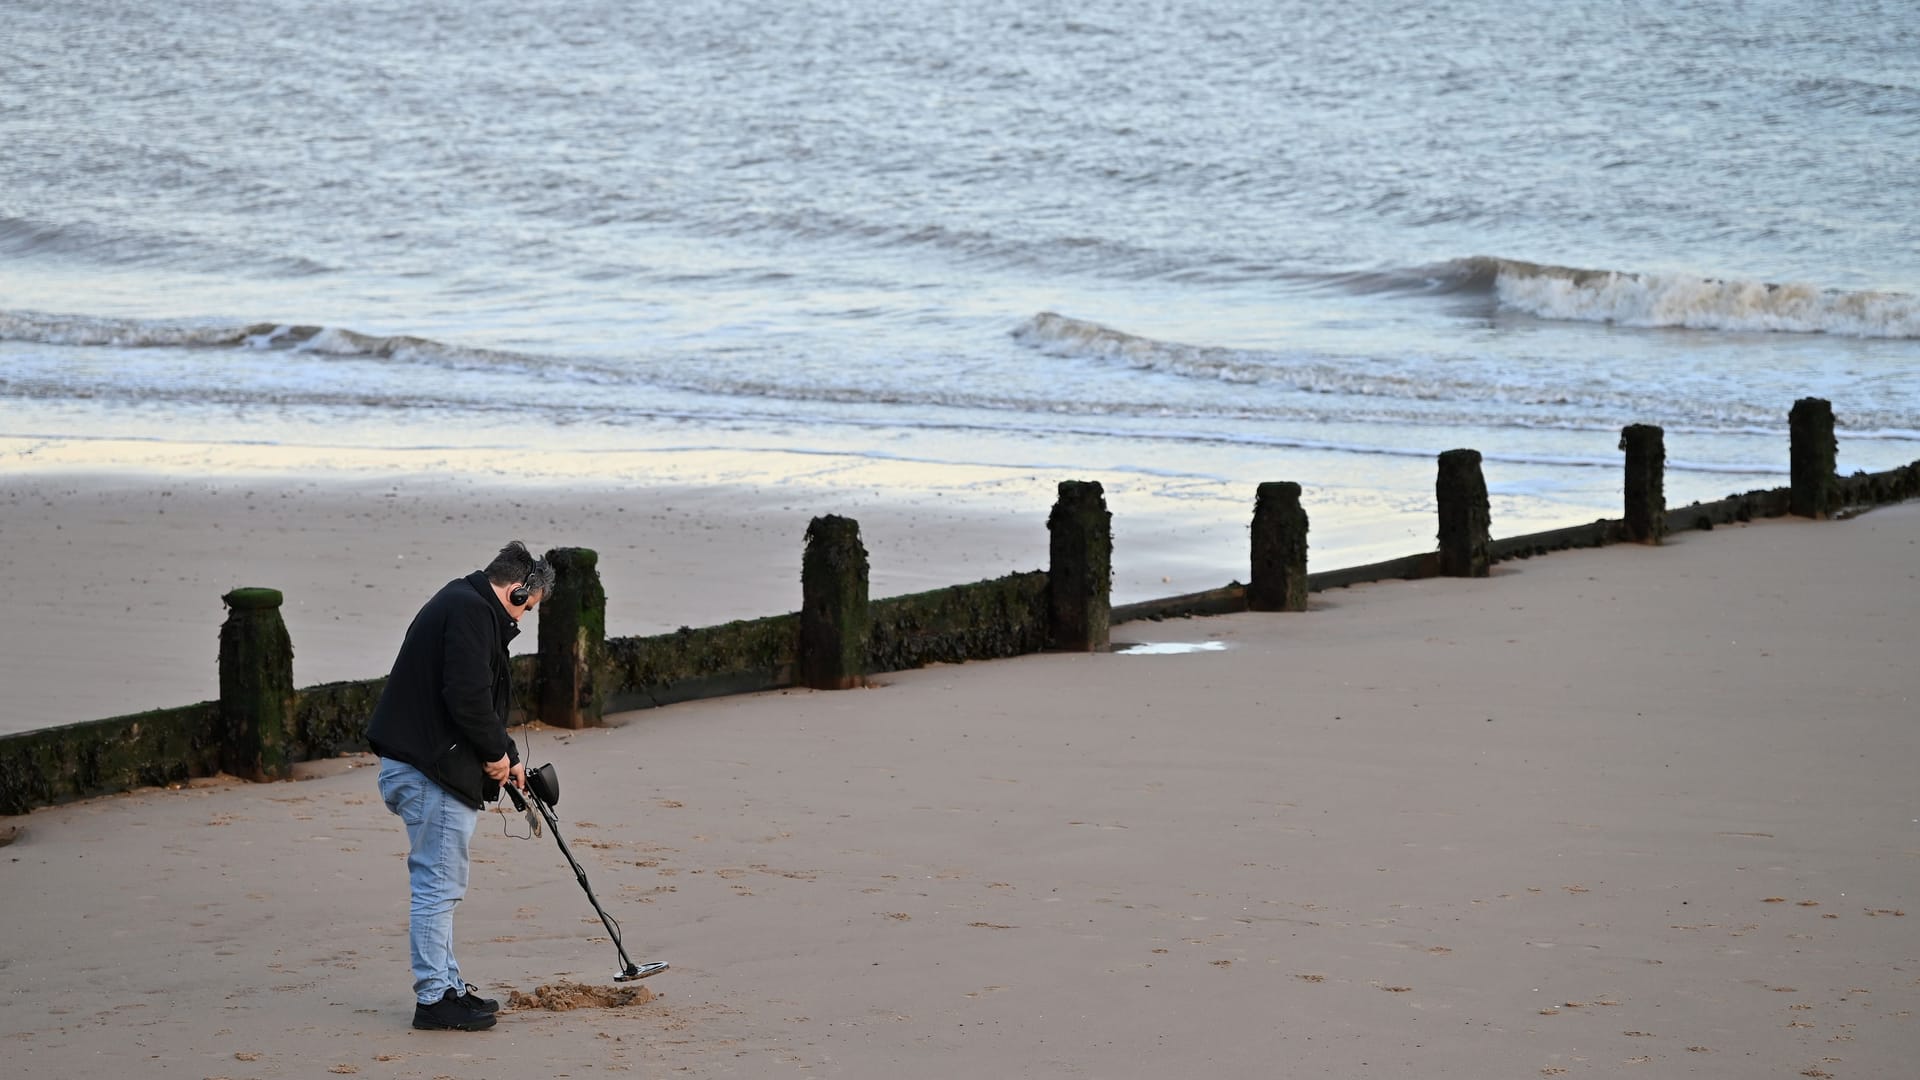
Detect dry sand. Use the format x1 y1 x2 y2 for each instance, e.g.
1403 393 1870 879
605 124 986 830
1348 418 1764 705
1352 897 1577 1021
0 454 1257 735
2 480 1916 1078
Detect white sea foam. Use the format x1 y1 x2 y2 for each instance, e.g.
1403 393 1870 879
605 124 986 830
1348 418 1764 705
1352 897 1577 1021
1491 264 1920 339
242 324 296 348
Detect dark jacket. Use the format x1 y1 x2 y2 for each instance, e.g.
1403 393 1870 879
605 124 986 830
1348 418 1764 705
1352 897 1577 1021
367 571 521 808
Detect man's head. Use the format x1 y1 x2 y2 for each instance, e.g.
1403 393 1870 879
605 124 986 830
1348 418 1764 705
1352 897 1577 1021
485 541 556 616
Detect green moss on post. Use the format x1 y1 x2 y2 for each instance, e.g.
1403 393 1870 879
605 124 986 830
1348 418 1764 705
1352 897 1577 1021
1047 480 1112 651
537 547 606 729
1620 424 1667 544
1835 459 1920 507
867 571 1051 672
800 515 870 689
1249 481 1309 612
604 614 799 710
1789 397 1836 519
292 677 382 759
1436 449 1490 578
218 588 295 781
0 703 221 814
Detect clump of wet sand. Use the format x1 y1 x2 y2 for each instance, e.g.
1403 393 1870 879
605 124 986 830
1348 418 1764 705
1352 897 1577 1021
507 981 654 1011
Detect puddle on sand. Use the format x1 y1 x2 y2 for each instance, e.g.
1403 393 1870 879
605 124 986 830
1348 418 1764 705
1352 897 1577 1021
1112 641 1228 655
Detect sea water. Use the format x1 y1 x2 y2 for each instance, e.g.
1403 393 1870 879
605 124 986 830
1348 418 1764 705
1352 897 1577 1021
4 0 1917 574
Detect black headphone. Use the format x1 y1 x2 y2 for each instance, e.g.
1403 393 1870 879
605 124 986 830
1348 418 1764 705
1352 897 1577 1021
509 561 545 607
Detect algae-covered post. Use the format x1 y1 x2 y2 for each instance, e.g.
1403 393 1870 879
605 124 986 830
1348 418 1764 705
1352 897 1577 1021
1621 424 1667 544
1436 449 1491 578
218 587 295 781
800 515 870 690
1790 397 1837 519
537 546 607 729
1249 481 1309 612
1047 480 1112 651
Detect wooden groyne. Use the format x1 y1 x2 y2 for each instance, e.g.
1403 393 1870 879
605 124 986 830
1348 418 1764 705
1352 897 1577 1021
3 398 1916 815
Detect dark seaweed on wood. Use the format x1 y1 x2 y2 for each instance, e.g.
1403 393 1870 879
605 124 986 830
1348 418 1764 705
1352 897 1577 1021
538 546 608 728
1436 449 1490 578
1621 424 1667 544
1047 480 1112 651
1249 481 1309 612
0 703 220 815
218 587 296 781
603 614 800 713
867 571 1049 671
800 515 870 690
1790 397 1837 519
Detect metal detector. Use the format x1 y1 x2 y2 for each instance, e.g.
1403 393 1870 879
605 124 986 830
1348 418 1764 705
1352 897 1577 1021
505 763 669 983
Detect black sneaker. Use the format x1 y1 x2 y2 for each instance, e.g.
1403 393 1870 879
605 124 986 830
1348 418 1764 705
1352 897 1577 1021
413 988 497 1031
458 982 500 1014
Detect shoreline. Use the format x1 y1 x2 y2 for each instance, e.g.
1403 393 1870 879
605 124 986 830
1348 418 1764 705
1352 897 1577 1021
1 432 1903 737
0 435 1539 736
0 428 1680 559
3 448 1267 735
0 467 1031 735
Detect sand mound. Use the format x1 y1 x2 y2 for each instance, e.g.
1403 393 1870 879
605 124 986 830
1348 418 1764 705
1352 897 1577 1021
506 981 654 1011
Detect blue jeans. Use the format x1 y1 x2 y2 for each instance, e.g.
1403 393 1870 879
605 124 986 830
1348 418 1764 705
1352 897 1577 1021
378 758 480 1005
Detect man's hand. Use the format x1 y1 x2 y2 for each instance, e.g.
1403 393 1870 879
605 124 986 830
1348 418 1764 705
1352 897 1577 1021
509 762 527 791
484 754 511 782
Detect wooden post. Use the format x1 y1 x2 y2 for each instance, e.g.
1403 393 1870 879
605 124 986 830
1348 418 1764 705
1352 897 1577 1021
1249 481 1309 612
800 515 869 689
1047 480 1112 651
218 587 295 781
1790 397 1836 519
537 547 606 729
1620 424 1666 544
1436 449 1490 578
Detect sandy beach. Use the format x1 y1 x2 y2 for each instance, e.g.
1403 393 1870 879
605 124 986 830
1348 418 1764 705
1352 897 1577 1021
0 439 1283 735
2 467 1915 1077
9 5 1919 1075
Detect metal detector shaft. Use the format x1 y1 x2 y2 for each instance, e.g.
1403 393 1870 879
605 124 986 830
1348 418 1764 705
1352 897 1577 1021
506 782 667 981
531 793 640 976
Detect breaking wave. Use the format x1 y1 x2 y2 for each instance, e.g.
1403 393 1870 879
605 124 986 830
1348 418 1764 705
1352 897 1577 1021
0 310 627 381
1012 311 1559 406
1422 256 1920 339
0 215 332 276
1009 311 1916 435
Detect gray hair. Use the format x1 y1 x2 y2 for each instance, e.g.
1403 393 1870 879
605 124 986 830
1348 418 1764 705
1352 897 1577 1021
485 540 557 599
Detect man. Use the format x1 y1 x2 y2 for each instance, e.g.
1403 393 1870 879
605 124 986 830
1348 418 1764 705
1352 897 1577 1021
367 541 555 1032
